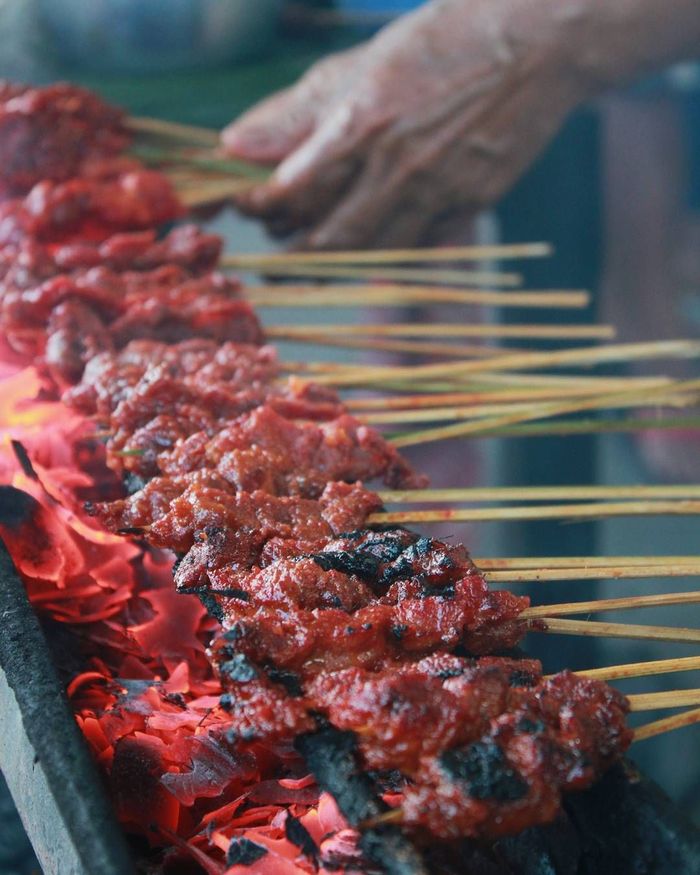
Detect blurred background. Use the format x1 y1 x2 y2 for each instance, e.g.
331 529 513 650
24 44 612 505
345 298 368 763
0 1 698 871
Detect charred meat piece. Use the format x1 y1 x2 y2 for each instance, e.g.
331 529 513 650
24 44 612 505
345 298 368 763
0 82 129 196
402 669 632 840
199 528 528 680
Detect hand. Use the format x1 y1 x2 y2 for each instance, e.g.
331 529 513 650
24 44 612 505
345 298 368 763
222 0 587 249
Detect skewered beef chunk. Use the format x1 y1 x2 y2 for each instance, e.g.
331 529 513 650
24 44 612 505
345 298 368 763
149 481 382 557
65 339 280 417
0 166 182 247
402 669 632 840
44 298 114 385
199 527 528 685
159 404 427 494
0 226 221 289
0 82 129 196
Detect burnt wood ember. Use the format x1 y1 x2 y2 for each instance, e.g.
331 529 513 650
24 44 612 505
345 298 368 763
296 728 431 875
0 82 129 197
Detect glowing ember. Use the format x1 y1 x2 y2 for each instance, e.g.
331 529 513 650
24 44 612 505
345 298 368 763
0 388 356 873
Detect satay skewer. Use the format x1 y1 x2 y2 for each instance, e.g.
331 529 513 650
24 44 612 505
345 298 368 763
479 554 700 570
268 322 615 340
309 340 700 388
524 591 700 618
368 391 699 425
228 262 523 287
380 485 700 503
224 241 553 266
573 655 700 682
490 566 700 582
634 707 700 740
391 375 700 447
627 690 700 711
249 284 590 309
534 618 700 644
369 499 700 525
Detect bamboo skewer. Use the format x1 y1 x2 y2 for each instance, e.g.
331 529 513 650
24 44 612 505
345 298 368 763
390 375 700 447
627 690 700 711
368 500 700 525
367 392 698 425
574 655 700 682
534 618 700 644
223 242 553 267
229 262 523 287
277 334 516 359
634 707 700 740
523 591 700 618
268 323 615 341
379 485 700 504
477 554 700 570
448 414 700 440
248 285 590 309
346 378 674 410
487 566 700 583
309 340 700 388
129 115 219 146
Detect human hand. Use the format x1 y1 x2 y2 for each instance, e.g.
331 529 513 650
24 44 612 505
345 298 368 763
222 0 588 249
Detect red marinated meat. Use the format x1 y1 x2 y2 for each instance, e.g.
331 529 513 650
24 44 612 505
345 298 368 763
159 404 427 494
65 339 280 417
0 82 129 196
0 168 182 246
0 226 221 288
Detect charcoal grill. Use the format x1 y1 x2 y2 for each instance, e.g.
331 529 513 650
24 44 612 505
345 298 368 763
2 525 700 875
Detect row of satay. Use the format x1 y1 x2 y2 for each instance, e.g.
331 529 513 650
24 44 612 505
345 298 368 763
0 82 632 843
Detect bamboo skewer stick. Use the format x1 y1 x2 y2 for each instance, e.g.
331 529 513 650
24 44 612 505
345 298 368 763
379 485 700 503
523 591 700 618
309 340 700 388
627 690 700 711
534 617 700 644
276 334 516 359
390 375 700 447
574 655 700 682
634 707 700 740
229 262 523 287
223 242 553 266
487 566 700 583
477 555 700 570
450 414 700 440
346 378 673 409
129 115 219 146
268 322 615 340
368 500 700 526
248 285 590 309
367 392 698 425
176 179 258 206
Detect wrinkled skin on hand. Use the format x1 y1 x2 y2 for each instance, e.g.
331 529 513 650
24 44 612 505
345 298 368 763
221 0 586 249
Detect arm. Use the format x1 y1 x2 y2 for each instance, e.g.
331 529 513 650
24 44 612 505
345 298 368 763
223 0 700 249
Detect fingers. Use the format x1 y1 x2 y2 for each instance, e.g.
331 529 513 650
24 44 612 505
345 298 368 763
221 45 364 166
235 101 372 231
